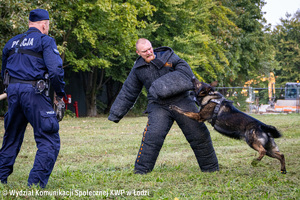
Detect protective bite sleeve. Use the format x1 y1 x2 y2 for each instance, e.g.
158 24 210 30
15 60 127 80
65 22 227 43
149 71 193 99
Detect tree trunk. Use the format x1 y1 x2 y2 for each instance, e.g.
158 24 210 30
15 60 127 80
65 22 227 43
82 69 98 117
86 93 97 116
82 67 111 116
104 79 122 114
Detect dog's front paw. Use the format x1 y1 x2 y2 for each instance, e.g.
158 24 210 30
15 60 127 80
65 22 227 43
170 105 186 115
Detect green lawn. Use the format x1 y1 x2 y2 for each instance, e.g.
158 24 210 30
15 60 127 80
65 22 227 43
0 114 299 199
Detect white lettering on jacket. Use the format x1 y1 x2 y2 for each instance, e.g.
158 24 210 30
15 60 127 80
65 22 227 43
11 38 34 48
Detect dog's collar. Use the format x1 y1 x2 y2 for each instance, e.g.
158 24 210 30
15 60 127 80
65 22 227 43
210 98 224 105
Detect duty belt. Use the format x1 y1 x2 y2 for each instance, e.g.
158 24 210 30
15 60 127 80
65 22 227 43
10 77 37 86
9 76 49 96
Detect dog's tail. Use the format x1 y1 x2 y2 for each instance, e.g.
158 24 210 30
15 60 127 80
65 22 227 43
261 124 282 138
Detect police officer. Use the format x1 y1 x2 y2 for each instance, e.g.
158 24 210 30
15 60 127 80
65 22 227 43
108 38 219 174
0 9 65 188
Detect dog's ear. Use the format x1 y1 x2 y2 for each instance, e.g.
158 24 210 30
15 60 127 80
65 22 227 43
210 81 218 87
192 77 202 90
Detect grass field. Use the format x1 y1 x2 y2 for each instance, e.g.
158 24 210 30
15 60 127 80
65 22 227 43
0 113 299 199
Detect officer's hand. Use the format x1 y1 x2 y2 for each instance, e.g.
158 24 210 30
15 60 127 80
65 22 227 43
54 96 65 122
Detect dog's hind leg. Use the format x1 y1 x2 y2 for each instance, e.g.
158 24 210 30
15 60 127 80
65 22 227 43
272 152 286 174
266 139 286 174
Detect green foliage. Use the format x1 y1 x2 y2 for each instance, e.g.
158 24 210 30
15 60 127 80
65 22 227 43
136 0 277 88
140 0 233 83
0 0 156 116
220 0 277 86
273 10 300 83
0 0 52 57
49 0 156 81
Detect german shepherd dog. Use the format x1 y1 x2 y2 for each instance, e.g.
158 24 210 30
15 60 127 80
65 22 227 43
170 78 286 174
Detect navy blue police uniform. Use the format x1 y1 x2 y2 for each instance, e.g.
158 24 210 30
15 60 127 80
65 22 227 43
0 9 65 188
108 46 219 174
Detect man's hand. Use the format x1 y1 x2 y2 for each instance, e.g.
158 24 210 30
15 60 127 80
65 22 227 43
108 114 120 123
54 96 65 121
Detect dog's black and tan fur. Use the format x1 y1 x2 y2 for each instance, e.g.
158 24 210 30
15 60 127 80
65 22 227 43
171 78 286 174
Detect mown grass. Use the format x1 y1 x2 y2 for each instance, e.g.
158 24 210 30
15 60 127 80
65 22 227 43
0 113 299 199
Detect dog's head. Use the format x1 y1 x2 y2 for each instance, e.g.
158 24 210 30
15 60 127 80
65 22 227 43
192 77 221 106
192 77 218 97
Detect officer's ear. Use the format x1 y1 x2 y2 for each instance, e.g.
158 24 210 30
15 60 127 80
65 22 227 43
41 21 49 35
38 22 45 33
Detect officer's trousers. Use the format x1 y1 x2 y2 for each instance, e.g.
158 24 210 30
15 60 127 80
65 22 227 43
134 97 219 174
0 83 60 188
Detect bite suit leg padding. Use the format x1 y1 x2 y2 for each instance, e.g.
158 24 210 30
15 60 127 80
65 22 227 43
134 97 219 174
174 97 219 172
134 104 174 173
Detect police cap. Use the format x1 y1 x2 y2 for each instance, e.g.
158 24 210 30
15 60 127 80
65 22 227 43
29 9 49 22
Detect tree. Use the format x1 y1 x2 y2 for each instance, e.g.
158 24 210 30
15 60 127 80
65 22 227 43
136 0 275 87
49 0 156 116
273 10 300 84
1 0 286 116
138 0 235 84
0 0 156 116
219 0 277 86
0 0 31 45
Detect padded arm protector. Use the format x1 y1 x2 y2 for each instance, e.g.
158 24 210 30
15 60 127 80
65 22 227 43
149 71 193 99
149 57 194 99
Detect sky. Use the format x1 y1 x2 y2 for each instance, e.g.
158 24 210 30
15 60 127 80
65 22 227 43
262 0 300 27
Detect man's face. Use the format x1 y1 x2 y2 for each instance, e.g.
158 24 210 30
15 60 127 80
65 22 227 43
136 40 155 63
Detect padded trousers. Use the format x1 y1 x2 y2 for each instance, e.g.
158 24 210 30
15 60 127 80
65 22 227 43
134 96 219 174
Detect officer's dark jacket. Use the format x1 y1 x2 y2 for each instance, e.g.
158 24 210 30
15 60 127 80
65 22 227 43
109 46 194 122
1 27 65 97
